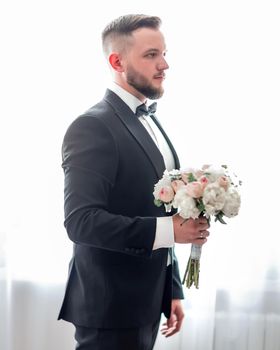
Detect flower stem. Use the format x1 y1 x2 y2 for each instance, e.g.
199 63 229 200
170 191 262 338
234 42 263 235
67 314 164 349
182 258 200 288
182 245 201 289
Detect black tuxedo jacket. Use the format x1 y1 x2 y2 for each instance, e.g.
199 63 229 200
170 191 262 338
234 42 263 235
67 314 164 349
58 89 184 328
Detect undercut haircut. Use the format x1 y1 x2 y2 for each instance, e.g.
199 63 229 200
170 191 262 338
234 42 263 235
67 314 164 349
102 14 162 56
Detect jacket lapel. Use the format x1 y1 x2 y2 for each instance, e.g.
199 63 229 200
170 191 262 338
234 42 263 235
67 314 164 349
104 90 166 179
150 114 180 169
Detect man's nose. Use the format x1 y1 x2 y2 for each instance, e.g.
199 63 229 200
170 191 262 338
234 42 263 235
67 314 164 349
157 56 169 70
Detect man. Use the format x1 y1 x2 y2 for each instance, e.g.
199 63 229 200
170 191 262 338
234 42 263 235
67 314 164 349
58 14 210 350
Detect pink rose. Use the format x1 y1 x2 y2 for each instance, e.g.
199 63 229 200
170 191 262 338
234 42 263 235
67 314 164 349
181 173 190 184
185 182 203 198
218 176 230 190
171 180 185 193
199 176 209 190
194 170 204 178
159 186 175 203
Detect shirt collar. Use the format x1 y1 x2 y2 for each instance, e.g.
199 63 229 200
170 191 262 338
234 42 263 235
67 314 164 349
109 82 146 114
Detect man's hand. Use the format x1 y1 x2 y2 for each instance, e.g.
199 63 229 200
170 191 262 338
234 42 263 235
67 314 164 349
173 214 210 245
160 299 185 338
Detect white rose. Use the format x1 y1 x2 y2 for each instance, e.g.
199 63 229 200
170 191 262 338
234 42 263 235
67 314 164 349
222 189 241 218
180 167 197 174
173 186 187 208
203 183 226 216
173 187 200 219
169 169 181 177
204 166 226 183
153 171 172 200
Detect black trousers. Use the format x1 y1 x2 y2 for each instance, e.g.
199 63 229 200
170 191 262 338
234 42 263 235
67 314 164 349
74 319 160 350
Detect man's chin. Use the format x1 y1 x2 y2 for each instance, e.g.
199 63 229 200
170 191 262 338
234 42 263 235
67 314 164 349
144 84 163 99
130 83 164 100
152 88 164 100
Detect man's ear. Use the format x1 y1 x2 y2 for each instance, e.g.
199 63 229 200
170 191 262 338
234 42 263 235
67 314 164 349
109 53 124 72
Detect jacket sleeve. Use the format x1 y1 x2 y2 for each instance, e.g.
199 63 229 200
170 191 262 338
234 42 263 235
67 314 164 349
62 115 156 258
172 251 184 299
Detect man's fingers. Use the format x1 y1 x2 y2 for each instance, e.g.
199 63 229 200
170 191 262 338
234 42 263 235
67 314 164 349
161 301 185 337
164 318 183 338
164 326 178 337
161 325 177 337
161 319 179 337
167 314 176 328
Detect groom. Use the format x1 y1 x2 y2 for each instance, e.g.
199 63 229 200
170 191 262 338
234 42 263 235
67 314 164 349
58 14 210 350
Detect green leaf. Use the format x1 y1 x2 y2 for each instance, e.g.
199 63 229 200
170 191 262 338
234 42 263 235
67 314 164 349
215 212 227 224
154 199 163 207
196 199 205 212
188 173 197 182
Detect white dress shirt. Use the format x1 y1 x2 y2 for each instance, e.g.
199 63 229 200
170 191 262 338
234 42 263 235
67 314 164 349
109 83 175 256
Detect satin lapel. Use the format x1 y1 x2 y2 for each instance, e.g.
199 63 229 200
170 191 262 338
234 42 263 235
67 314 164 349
150 114 180 169
104 90 166 179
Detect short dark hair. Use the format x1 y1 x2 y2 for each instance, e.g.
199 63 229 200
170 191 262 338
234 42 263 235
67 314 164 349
102 14 162 55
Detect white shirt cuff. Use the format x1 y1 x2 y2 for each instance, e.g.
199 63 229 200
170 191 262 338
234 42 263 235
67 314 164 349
153 217 175 250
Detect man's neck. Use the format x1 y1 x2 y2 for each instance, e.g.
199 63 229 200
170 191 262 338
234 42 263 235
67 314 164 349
109 82 146 114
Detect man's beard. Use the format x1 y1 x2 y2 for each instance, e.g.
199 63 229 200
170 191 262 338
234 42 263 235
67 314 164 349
126 65 164 100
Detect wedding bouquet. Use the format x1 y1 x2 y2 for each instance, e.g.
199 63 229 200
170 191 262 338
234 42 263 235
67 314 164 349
153 165 241 288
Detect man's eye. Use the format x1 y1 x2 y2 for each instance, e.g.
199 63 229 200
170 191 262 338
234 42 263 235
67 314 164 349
146 53 156 58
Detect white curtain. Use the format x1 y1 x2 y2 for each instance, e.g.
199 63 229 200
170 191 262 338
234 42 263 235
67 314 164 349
1 1 279 349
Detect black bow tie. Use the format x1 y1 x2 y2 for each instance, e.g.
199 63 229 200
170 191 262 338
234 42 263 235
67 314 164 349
135 102 157 117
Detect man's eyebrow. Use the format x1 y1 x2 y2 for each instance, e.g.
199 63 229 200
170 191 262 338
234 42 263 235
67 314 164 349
143 48 159 53
143 48 167 54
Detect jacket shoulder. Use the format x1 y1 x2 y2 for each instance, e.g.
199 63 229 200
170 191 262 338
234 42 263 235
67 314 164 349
64 100 114 138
